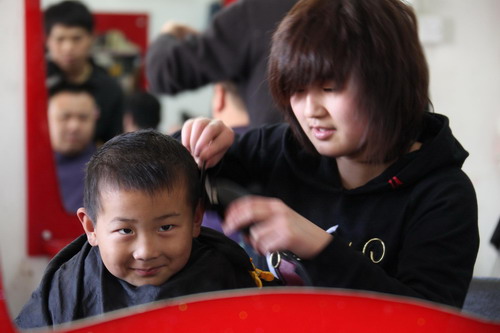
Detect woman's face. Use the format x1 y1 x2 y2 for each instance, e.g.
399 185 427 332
290 79 368 160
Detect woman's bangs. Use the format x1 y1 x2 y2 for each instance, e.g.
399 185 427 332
279 44 350 98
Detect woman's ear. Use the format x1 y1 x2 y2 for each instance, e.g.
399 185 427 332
191 201 204 238
77 207 98 246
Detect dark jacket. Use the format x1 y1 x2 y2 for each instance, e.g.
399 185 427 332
211 112 479 308
15 227 263 329
146 0 297 128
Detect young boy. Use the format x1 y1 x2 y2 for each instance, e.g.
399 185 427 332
15 130 271 329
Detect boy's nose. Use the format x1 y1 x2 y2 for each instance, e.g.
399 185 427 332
133 236 160 261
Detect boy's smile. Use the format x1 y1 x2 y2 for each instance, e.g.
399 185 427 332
78 185 202 287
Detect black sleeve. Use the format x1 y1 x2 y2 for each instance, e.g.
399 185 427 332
211 124 287 187
146 0 251 94
303 172 479 308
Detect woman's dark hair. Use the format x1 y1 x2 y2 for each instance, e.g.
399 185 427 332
84 130 200 222
44 1 94 36
268 0 429 163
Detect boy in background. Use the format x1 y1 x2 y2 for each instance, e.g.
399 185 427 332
15 130 272 329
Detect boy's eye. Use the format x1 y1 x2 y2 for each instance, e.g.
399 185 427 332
118 228 133 235
159 225 174 232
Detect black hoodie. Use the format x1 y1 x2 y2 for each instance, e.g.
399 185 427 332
214 112 479 308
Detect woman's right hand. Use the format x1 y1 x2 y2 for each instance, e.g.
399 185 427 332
181 117 235 168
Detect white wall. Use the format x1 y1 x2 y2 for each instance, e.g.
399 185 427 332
416 0 500 276
1 0 499 321
0 0 28 319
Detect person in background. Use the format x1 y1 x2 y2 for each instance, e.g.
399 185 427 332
48 83 98 213
123 91 162 132
15 130 274 329
211 81 249 135
44 0 124 144
180 0 479 308
146 0 298 129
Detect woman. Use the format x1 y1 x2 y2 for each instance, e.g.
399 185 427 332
181 0 478 308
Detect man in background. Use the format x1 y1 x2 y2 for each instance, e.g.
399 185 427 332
44 0 123 144
146 0 297 129
48 84 98 213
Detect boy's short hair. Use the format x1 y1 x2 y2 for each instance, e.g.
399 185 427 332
124 92 161 130
44 0 94 36
84 130 200 222
268 0 429 163
48 81 94 99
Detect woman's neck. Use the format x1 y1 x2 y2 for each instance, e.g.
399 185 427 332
336 142 422 190
336 157 390 190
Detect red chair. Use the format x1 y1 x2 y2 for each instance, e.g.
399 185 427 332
1 264 499 333
0 268 15 333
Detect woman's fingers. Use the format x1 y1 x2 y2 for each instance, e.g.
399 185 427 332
223 196 333 258
181 118 195 152
195 120 234 167
181 117 234 167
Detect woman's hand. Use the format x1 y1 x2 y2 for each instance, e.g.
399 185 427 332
222 196 333 259
181 117 235 167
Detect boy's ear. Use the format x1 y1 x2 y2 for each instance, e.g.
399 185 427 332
192 201 204 238
77 208 98 246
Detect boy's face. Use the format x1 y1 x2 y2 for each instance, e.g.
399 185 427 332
46 24 93 74
78 185 202 287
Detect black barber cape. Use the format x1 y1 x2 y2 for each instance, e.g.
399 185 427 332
16 227 260 329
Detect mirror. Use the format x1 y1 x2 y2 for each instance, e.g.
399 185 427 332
28 0 217 256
